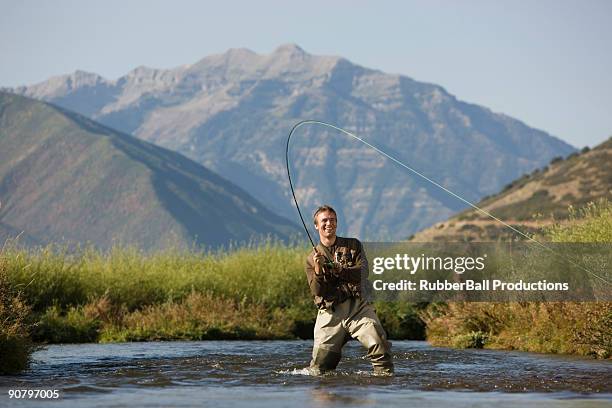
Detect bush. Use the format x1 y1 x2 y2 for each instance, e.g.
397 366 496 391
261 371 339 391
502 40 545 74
550 156 563 164
0 254 38 374
422 201 612 358
375 301 426 340
32 305 100 343
453 331 488 349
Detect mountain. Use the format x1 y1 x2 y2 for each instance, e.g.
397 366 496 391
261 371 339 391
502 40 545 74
0 92 299 250
7 44 576 239
410 137 612 241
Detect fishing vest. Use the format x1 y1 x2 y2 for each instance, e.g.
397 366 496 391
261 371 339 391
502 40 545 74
305 236 369 310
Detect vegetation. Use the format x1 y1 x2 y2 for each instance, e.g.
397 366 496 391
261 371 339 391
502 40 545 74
547 200 612 243
0 92 299 252
1 201 608 376
419 137 611 241
0 251 38 374
2 241 424 349
421 200 612 358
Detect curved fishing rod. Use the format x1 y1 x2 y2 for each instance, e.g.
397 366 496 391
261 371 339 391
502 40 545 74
285 120 317 249
285 120 610 286
285 121 336 266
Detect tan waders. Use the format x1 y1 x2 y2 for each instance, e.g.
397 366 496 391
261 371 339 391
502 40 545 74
310 296 394 375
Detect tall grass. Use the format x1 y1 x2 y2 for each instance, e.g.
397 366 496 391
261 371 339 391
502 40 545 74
0 251 38 374
4 242 312 343
5 242 310 313
421 199 612 358
2 199 607 373
2 240 423 346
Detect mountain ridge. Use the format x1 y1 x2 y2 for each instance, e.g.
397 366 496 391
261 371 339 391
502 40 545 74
410 137 612 242
6 44 576 239
0 91 299 249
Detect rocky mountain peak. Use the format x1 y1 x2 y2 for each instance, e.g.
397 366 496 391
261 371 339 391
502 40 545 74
273 43 307 57
8 70 108 100
126 65 157 77
70 70 105 85
5 45 576 240
225 47 257 58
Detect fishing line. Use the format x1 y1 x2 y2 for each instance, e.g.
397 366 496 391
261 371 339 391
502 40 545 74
285 119 610 286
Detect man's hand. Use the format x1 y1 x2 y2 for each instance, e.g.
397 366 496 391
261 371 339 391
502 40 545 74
313 251 325 276
314 251 344 278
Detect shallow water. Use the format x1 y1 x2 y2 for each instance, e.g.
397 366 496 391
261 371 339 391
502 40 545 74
1 340 610 407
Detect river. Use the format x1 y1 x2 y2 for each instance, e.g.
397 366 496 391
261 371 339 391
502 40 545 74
1 340 610 407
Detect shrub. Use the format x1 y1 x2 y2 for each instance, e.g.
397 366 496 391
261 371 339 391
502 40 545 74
0 254 38 374
453 331 488 349
422 201 612 358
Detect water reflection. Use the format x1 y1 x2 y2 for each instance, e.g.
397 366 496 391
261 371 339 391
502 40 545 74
310 388 375 406
0 340 610 407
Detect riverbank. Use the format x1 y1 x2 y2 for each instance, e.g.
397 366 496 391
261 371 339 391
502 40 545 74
0 241 424 357
421 200 611 358
1 201 609 375
0 259 38 374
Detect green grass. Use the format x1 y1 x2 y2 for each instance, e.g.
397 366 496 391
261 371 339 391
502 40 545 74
546 200 612 243
2 200 608 376
4 242 310 311
2 240 424 349
4 242 311 341
421 199 612 358
0 256 39 374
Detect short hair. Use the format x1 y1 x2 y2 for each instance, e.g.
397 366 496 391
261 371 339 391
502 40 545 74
313 205 337 225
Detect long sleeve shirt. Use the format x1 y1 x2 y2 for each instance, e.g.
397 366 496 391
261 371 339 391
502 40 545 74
305 236 370 310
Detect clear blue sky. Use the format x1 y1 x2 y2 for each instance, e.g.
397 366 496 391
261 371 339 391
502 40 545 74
1 0 610 147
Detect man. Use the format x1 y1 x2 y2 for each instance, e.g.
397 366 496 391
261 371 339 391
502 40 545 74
305 205 394 375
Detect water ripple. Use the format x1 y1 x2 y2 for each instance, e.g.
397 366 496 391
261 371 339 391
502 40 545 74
0 341 610 407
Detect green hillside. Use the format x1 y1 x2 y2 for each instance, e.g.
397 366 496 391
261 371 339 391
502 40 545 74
0 92 299 249
411 137 612 241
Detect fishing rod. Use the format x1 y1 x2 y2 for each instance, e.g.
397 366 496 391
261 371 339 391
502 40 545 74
285 121 335 268
285 120 610 286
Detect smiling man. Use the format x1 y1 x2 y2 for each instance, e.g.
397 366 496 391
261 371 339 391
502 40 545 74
305 205 394 375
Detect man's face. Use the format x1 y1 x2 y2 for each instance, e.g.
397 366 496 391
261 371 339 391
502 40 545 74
315 210 337 240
